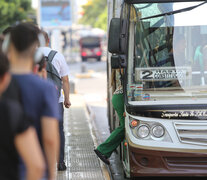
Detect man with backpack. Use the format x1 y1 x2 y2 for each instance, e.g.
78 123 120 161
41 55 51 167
39 30 71 171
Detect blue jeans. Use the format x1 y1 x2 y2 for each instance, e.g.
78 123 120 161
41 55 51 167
59 103 65 163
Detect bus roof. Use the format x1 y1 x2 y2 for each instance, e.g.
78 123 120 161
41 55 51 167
125 0 204 3
80 36 100 45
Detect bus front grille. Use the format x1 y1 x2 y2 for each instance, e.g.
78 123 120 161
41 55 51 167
174 122 207 146
165 157 207 168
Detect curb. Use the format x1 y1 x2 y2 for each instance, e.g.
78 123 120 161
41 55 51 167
85 103 113 180
75 73 92 78
75 70 95 79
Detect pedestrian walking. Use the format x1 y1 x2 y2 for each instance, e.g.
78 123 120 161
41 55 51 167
0 50 45 180
2 22 60 180
39 30 71 171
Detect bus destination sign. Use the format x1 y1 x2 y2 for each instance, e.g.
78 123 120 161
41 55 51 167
135 67 191 81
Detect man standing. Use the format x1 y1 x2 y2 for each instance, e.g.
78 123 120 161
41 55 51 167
0 50 45 180
3 23 60 180
39 30 71 171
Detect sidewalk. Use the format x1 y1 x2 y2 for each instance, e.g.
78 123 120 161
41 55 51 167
56 94 111 180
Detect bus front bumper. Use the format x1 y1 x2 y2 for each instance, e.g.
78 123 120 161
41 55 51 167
129 145 207 177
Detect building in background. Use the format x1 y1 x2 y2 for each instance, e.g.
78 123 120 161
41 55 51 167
38 0 72 29
34 0 88 26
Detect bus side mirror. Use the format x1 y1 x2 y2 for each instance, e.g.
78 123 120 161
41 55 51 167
108 18 120 54
120 19 128 54
111 55 126 69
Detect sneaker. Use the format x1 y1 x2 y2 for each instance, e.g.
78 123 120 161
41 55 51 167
94 149 110 165
58 162 67 171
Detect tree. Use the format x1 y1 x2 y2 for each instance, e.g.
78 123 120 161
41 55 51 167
94 6 107 31
0 0 33 33
79 0 107 31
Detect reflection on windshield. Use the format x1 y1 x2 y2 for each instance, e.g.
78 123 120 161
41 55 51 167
157 3 174 26
140 1 207 25
127 2 207 104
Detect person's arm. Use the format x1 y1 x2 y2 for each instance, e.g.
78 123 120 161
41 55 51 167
62 75 71 108
41 117 59 180
14 127 45 180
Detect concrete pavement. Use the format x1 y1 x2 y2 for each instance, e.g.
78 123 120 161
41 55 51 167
56 94 111 180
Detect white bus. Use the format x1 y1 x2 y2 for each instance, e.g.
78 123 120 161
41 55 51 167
107 0 207 178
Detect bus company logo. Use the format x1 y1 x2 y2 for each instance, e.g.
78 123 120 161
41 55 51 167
161 110 207 119
142 93 150 100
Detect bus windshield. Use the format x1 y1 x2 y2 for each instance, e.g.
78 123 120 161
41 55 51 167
127 1 207 106
80 36 100 48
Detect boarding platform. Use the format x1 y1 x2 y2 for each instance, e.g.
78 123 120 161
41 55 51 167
56 94 110 180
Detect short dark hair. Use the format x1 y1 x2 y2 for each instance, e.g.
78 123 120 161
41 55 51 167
10 22 40 53
0 51 9 77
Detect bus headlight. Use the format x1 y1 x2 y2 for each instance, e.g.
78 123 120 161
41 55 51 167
137 125 150 138
152 125 165 138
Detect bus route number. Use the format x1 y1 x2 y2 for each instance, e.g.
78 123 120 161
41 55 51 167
140 69 186 81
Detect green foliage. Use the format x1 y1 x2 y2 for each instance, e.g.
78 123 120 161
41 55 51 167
79 0 107 31
94 6 107 31
0 0 33 33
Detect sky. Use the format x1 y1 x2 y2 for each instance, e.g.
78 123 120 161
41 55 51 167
31 0 89 9
31 0 37 8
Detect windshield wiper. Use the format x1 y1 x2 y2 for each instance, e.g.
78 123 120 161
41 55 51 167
140 1 207 20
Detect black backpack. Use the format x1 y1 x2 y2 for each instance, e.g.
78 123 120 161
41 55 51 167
46 50 62 97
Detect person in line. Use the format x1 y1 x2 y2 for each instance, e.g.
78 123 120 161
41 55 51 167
0 51 45 180
2 23 60 180
94 69 125 165
1 27 24 102
39 30 71 171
